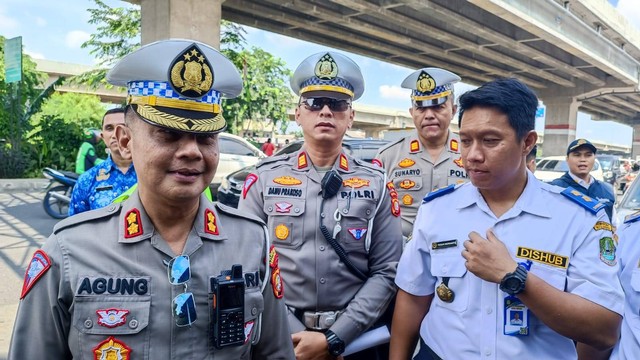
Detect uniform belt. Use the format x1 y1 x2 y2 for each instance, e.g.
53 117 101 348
289 307 344 331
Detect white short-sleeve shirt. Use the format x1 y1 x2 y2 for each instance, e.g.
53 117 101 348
396 172 623 359
611 217 640 360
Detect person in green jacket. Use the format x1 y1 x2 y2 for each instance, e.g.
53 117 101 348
75 128 104 174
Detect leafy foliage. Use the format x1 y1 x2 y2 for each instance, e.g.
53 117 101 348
76 1 293 135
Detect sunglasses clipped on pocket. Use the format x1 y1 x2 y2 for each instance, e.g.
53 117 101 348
168 255 197 327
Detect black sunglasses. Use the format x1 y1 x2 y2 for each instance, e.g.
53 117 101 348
168 255 197 327
299 97 351 112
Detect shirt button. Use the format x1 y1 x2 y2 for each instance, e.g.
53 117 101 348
486 308 493 314
267 206 273 212
321 213 325 218
320 278 326 284
251 307 258 316
484 349 491 356
294 208 300 213
366 209 371 215
441 267 448 274
319 246 325 251
129 319 139 329
84 319 93 328
342 209 348 214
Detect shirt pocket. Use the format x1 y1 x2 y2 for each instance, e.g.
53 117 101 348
263 198 305 249
530 264 567 291
629 268 640 328
430 253 469 312
73 295 151 359
337 198 376 254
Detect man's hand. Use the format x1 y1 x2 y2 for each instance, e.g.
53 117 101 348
462 229 517 283
291 330 335 360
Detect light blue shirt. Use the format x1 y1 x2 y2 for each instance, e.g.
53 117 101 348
611 217 640 360
69 155 137 215
396 171 623 359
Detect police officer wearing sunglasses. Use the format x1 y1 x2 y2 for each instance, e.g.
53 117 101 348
374 68 469 240
239 51 402 360
9 39 294 360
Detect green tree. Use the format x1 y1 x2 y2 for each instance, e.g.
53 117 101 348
0 36 48 177
27 93 106 172
77 0 292 135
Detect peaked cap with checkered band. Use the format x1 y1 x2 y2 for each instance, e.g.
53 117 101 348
107 39 242 134
401 67 460 107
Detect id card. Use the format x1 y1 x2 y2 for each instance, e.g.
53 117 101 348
503 295 529 336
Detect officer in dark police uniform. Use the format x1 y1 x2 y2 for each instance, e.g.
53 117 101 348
239 51 402 360
9 39 294 360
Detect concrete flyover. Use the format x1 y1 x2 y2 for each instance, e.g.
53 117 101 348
217 0 640 157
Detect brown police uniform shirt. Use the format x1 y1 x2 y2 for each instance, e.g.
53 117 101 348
375 131 468 237
238 148 402 345
9 192 294 360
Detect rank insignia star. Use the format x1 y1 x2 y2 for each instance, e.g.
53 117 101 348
124 209 143 238
205 209 219 235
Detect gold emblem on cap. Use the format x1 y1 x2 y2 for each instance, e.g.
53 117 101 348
314 53 339 80
416 71 436 93
169 44 214 98
436 282 455 303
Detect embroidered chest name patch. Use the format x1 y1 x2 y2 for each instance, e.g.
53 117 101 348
516 247 568 269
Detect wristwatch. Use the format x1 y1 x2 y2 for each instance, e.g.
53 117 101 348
499 262 529 295
325 330 345 356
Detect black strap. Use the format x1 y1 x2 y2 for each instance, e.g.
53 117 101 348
319 198 368 281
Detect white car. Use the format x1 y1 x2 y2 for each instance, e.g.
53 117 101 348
535 156 604 183
215 133 265 188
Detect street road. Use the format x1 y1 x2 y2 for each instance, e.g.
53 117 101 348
0 191 57 360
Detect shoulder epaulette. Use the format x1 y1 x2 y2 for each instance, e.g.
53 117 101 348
423 184 457 203
624 210 640 224
376 137 404 155
256 152 293 169
53 203 122 234
214 202 266 226
560 187 604 215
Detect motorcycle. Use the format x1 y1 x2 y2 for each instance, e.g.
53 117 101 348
42 167 79 219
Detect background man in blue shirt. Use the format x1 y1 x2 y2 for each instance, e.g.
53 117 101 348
69 107 137 215
550 139 615 221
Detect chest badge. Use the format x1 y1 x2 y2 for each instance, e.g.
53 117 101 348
96 168 110 181
453 157 464 168
343 177 370 189
348 228 367 240
273 176 302 186
398 158 415 168
436 281 455 303
97 308 130 328
275 202 293 213
93 336 131 360
399 180 416 189
402 194 413 205
275 224 290 240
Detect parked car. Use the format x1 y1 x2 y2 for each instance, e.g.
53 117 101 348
213 133 265 195
217 137 389 208
596 154 621 186
535 156 603 183
614 171 640 226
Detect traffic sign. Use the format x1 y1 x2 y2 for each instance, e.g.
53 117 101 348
4 36 22 83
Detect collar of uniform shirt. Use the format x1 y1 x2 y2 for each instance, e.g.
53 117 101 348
568 171 593 189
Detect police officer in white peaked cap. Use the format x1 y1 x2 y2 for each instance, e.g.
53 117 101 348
239 51 402 360
9 39 295 360
374 67 468 240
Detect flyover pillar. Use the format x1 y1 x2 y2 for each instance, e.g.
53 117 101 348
633 124 640 160
540 96 580 156
130 0 223 48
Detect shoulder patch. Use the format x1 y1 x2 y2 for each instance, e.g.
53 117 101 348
423 184 457 203
371 158 383 168
624 210 640 224
21 249 51 299
53 202 122 234
352 157 384 174
560 187 604 215
243 173 259 199
256 152 290 167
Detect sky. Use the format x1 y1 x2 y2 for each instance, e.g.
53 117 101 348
1 0 638 146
